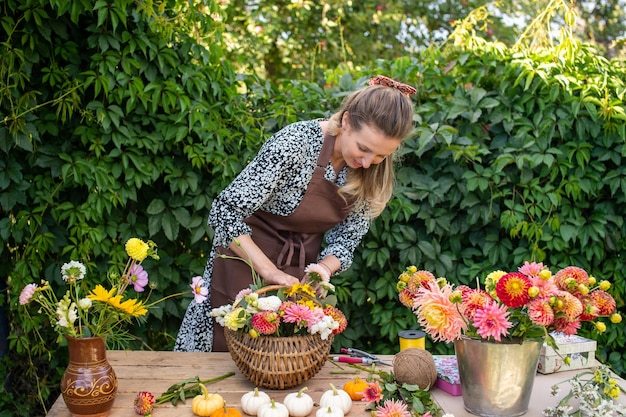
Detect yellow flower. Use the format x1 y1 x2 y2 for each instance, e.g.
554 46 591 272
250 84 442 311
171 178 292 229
119 298 148 317
87 285 117 302
595 321 607 333
610 312 622 323
599 280 611 291
125 238 149 261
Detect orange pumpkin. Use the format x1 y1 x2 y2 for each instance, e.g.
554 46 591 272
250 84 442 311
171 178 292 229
210 403 243 417
343 377 369 400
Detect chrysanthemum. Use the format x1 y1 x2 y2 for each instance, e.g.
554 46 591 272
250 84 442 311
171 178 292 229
251 311 280 335
472 302 512 341
128 264 149 292
553 266 589 292
375 399 411 417
495 272 532 308
414 282 466 343
460 288 492 321
134 391 155 415
323 306 347 334
19 283 37 305
589 290 616 316
527 297 554 326
361 381 384 403
61 261 87 283
125 238 149 262
282 303 315 327
190 276 208 303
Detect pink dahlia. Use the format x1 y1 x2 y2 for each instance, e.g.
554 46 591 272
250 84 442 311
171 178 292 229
472 302 512 342
495 272 532 308
398 288 416 308
527 297 554 326
282 303 315 327
518 261 546 277
19 283 37 305
361 381 384 404
415 283 466 343
375 399 411 417
406 270 436 293
552 317 581 335
251 311 280 335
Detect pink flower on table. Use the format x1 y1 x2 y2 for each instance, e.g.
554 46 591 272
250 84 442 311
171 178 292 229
128 264 149 292
375 399 411 417
19 283 37 305
472 301 512 341
134 391 155 415
361 380 384 404
190 276 208 303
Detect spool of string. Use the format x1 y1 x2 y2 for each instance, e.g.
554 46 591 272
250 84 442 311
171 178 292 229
393 348 437 390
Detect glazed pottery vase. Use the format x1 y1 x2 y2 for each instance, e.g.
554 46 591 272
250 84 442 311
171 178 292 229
453 336 543 417
61 336 118 417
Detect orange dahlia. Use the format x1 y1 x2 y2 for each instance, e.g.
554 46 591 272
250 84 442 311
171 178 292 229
324 306 348 334
527 297 554 326
495 272 532 308
460 288 492 320
553 266 589 293
251 311 280 335
589 290 617 316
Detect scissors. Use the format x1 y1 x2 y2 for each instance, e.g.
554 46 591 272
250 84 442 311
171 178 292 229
332 347 392 366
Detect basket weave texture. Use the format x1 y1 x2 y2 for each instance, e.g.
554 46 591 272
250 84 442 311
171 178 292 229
225 328 333 389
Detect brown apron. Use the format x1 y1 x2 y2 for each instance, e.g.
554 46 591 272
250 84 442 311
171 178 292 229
211 133 353 351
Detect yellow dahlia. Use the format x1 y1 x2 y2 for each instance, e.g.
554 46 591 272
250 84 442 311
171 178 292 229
125 238 149 261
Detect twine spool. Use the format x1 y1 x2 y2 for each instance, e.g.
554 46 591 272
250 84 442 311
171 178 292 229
399 330 426 350
393 348 437 390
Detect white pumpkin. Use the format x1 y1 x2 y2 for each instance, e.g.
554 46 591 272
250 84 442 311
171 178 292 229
240 388 271 416
258 400 289 417
319 384 352 415
315 406 344 417
283 387 314 417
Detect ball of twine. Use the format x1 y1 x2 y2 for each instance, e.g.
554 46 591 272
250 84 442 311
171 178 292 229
393 348 437 390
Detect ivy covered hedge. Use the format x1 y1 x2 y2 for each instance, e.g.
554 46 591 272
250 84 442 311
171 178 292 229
1 1 625 416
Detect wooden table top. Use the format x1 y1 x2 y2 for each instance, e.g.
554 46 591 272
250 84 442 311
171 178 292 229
45 351 626 417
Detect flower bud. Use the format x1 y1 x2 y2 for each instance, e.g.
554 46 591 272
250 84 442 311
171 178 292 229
528 286 540 298
249 328 259 338
578 284 589 295
594 321 607 333
599 280 611 291
538 269 552 280
610 312 622 324
407 265 417 274
588 276 596 286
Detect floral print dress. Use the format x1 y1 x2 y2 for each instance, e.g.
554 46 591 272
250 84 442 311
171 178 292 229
174 119 371 352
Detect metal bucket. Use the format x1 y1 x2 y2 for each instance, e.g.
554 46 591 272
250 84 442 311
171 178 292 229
453 336 543 417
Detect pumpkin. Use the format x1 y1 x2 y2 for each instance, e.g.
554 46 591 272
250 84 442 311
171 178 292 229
315 407 344 417
211 403 243 417
240 387 271 415
257 399 289 417
192 383 225 417
342 377 369 401
283 387 314 417
319 384 351 415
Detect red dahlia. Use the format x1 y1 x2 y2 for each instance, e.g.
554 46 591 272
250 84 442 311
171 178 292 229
495 272 532 308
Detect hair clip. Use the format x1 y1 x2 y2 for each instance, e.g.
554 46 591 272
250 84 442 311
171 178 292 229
368 75 417 96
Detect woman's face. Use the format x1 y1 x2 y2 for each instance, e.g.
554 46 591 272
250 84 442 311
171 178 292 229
339 113 402 169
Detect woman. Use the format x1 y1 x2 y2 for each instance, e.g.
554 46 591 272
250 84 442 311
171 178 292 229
175 75 416 351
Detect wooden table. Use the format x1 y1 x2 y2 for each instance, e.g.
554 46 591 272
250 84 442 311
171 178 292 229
46 351 626 416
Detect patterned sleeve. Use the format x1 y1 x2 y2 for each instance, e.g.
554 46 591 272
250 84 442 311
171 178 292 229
320 203 371 272
208 124 312 248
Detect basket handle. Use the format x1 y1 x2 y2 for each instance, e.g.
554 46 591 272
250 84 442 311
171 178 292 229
254 284 288 295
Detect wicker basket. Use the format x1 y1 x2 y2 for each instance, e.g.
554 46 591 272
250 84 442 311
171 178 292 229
225 328 333 389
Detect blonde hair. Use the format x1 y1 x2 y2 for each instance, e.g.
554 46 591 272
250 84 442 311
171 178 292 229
328 85 414 217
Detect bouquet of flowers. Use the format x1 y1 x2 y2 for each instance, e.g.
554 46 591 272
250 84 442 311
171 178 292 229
19 237 207 344
397 261 622 344
210 264 347 340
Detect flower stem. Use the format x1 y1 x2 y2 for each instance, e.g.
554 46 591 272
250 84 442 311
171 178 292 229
155 372 235 406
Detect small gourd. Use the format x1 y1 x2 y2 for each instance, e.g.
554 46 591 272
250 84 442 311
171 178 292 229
319 384 351 415
211 402 243 417
315 406 344 417
283 387 314 417
257 399 289 417
240 387 271 415
192 383 225 417
342 377 369 401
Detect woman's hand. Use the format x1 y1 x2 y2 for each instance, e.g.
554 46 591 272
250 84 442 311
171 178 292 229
263 269 300 286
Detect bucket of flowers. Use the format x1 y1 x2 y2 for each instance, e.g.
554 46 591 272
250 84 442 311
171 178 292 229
210 263 348 390
396 262 622 417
